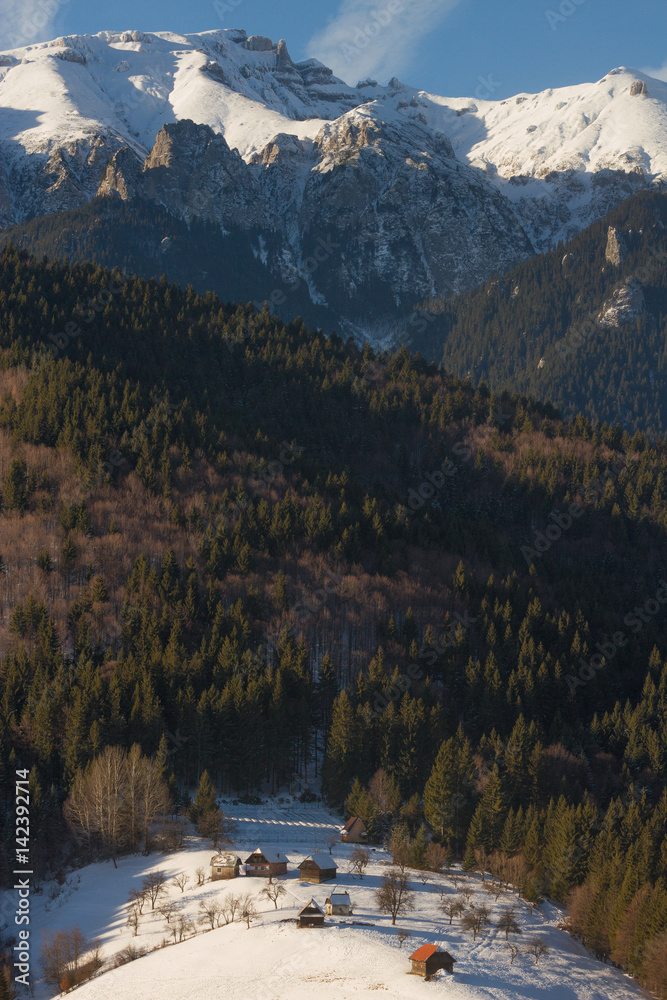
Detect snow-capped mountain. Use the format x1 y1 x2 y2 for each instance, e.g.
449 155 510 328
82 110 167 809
0 27 665 334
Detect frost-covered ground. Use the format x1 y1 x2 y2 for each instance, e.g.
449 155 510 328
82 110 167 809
8 802 650 1000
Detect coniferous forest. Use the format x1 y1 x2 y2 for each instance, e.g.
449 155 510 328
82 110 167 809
1 244 667 992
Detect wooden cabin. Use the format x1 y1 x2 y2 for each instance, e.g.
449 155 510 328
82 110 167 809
297 899 325 928
298 854 338 884
341 817 367 843
408 944 456 979
243 847 288 878
210 853 240 880
325 892 351 916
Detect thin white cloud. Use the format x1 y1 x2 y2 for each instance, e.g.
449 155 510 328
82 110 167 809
642 60 667 83
0 0 69 51
306 0 463 86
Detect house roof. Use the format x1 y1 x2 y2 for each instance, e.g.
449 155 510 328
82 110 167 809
245 847 284 864
298 898 324 915
409 944 456 963
343 816 364 831
299 854 338 870
325 893 350 905
210 853 239 866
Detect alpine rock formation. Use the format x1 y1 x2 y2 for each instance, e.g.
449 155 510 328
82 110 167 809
0 28 665 338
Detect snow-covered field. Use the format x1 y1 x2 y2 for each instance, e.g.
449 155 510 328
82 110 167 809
8 803 649 1000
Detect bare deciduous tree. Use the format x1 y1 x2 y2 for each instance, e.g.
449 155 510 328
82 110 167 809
176 914 193 942
497 907 521 941
375 870 415 925
441 897 465 925
128 888 148 915
141 870 168 910
239 894 258 929
195 866 207 886
325 831 339 855
525 937 549 965
461 904 491 941
259 882 287 909
63 745 171 864
198 900 223 930
507 941 521 965
397 930 412 949
158 900 177 924
459 884 473 905
223 893 242 924
172 873 190 894
126 903 140 937
348 846 370 879
424 842 448 874
40 926 102 990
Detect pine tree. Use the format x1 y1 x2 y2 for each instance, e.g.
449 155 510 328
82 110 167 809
189 769 217 825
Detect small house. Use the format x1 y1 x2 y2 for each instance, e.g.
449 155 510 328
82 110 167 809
244 847 288 878
297 899 325 929
408 944 456 979
298 854 338 884
341 817 367 843
325 892 351 916
210 853 240 880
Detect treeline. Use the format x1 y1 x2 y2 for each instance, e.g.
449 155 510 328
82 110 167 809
410 189 667 437
0 248 666 993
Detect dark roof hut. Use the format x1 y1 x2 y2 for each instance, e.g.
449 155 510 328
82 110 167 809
297 899 325 928
298 854 338 884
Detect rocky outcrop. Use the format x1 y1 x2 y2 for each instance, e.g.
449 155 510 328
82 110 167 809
630 80 649 97
98 120 260 226
598 278 646 327
605 226 628 266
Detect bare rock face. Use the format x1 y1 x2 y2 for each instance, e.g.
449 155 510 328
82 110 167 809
630 80 649 97
605 226 628 266
598 278 646 328
98 120 261 226
244 35 273 52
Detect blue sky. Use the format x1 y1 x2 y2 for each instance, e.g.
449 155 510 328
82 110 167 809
1 0 666 97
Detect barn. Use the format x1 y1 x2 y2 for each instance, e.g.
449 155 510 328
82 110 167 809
408 944 456 979
244 847 288 878
298 854 338 884
210 853 240 880
341 816 367 843
297 899 325 929
325 892 351 916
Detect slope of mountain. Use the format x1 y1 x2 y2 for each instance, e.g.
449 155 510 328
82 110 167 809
409 189 667 437
0 29 665 339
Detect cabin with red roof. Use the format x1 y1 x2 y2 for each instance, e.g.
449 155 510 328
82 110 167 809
341 816 367 843
408 944 456 978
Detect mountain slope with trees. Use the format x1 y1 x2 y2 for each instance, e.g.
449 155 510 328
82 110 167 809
410 190 667 438
0 247 666 993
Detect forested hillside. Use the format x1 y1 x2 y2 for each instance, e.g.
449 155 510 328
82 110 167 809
1 247 667 992
410 190 667 438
